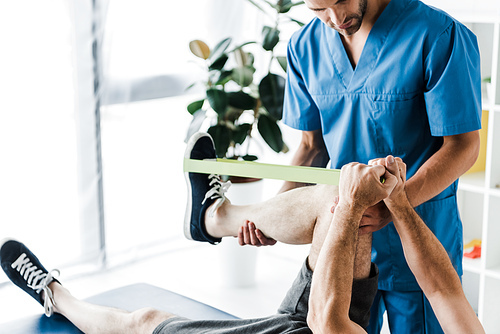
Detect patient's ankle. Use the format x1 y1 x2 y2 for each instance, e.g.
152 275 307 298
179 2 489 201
205 201 230 238
43 281 64 314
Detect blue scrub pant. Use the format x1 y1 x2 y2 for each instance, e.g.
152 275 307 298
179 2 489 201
366 290 444 334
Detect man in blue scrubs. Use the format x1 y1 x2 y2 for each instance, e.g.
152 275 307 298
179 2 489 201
279 0 482 332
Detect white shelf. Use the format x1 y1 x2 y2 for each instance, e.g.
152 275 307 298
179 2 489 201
463 257 483 274
443 2 500 327
459 172 486 192
490 188 500 198
486 266 500 280
482 102 498 112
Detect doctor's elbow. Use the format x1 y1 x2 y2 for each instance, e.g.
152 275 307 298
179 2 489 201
445 130 480 170
462 130 481 169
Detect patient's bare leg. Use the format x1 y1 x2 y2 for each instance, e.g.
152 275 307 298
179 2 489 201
206 184 339 245
51 282 175 334
0 239 175 334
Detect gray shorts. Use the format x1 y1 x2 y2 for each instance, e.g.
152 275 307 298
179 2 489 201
153 259 378 334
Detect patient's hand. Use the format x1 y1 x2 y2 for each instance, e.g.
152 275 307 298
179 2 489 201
359 201 392 234
331 199 392 234
237 220 277 246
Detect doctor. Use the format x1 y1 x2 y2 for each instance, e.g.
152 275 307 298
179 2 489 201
276 0 481 332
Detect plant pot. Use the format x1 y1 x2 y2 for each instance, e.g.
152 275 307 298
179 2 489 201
218 177 263 288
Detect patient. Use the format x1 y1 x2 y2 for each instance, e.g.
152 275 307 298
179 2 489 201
0 133 483 333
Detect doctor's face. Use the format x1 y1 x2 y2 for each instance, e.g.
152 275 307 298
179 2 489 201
305 0 368 36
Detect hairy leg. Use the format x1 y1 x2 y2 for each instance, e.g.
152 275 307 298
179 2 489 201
206 184 339 245
50 282 175 334
308 208 372 279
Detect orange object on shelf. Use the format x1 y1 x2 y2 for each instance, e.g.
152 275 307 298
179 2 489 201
464 239 482 249
464 246 481 259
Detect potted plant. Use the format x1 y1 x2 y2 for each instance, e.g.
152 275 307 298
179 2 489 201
185 0 304 162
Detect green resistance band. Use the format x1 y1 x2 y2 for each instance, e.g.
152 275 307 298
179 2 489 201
183 158 341 185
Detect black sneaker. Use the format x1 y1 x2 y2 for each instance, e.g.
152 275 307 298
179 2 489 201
184 132 231 244
0 239 60 317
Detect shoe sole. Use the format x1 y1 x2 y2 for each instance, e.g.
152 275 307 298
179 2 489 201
183 132 214 241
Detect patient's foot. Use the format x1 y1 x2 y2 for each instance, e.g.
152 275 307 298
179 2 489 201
0 239 60 317
184 132 231 244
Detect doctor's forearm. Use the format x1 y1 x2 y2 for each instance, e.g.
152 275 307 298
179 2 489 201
405 131 479 207
279 129 329 193
387 195 485 334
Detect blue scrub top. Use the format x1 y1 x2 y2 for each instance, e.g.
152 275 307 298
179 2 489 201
283 0 481 290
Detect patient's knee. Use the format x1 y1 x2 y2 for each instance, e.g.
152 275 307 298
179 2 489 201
129 307 175 333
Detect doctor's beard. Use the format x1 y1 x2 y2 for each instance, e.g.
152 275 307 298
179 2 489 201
329 0 368 36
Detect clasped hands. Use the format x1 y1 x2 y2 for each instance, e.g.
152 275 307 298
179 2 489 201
237 155 407 246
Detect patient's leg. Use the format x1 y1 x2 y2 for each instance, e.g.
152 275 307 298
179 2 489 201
0 239 175 334
185 132 339 245
51 282 174 334
305 196 372 278
206 184 339 245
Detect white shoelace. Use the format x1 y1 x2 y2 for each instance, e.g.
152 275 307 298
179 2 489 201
202 174 232 217
11 253 60 317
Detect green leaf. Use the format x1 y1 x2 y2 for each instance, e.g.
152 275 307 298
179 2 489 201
233 123 252 145
210 37 232 61
209 54 229 71
187 99 205 115
278 0 292 13
228 91 257 110
214 70 233 86
289 17 305 27
257 113 284 153
208 124 231 158
185 82 197 92
276 56 287 72
225 107 244 123
242 154 258 161
206 88 228 115
189 40 211 59
280 0 304 12
232 67 255 87
258 73 286 120
262 26 280 51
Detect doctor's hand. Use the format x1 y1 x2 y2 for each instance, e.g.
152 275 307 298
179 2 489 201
369 156 407 204
382 156 408 208
237 220 277 247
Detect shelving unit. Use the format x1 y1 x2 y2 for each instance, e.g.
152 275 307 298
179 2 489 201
423 0 500 331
